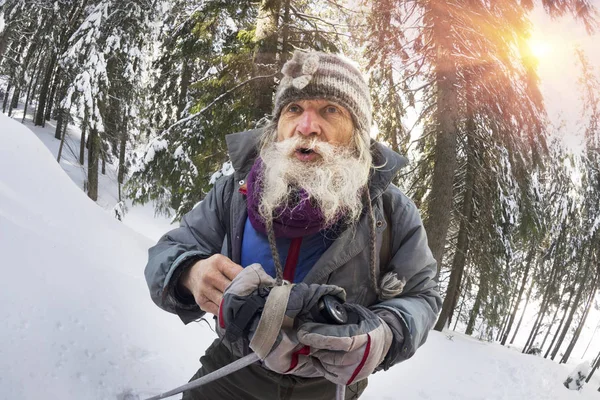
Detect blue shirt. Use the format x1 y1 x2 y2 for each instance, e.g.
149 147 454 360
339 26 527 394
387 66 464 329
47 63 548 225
240 218 334 283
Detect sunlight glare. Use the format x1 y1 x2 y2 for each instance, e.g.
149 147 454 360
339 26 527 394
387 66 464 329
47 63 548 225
527 37 552 60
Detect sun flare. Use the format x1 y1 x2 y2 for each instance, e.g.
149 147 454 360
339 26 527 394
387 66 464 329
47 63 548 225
527 37 553 60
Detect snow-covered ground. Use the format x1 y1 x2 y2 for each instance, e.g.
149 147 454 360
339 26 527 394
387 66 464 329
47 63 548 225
8 108 177 242
1 113 599 399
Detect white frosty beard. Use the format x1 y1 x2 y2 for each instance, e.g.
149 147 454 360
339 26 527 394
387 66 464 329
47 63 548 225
259 134 372 227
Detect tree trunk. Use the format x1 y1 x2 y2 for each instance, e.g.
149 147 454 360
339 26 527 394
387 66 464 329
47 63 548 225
540 293 564 351
523 254 561 353
523 286 552 353
466 277 486 335
0 29 10 63
382 64 406 155
502 247 535 345
586 351 600 383
10 87 20 109
544 285 574 358
87 128 99 201
34 52 57 127
29 60 43 108
9 87 20 115
550 260 592 360
117 112 128 193
453 292 467 331
22 53 43 123
56 110 69 163
45 68 61 121
55 113 64 140
542 279 569 351
80 122 87 165
252 0 281 123
2 81 12 113
560 273 597 364
511 277 534 344
499 302 511 341
279 0 292 65
9 41 38 118
434 112 475 331
423 2 460 276
498 262 521 342
4 38 26 116
101 150 106 175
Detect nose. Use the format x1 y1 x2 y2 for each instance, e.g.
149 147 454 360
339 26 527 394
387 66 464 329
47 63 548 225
296 109 321 137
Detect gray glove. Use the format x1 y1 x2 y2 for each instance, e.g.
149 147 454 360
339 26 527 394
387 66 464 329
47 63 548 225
297 304 393 385
218 263 345 376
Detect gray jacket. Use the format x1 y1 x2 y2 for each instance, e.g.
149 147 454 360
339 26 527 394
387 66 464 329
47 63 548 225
145 129 441 370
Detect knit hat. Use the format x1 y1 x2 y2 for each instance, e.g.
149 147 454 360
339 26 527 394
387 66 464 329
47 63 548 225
273 50 372 141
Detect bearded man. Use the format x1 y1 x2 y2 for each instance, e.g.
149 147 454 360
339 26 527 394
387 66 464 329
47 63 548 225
145 51 441 399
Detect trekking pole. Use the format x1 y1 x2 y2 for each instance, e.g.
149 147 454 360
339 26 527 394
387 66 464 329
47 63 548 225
336 383 346 400
144 352 261 400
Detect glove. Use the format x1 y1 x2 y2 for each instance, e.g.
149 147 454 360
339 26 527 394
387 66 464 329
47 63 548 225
218 263 345 376
297 303 393 385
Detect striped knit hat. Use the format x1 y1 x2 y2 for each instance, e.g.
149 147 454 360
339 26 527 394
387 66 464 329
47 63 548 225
273 50 372 141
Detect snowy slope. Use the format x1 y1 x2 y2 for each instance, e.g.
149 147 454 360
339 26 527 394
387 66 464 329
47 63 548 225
8 107 177 242
1 113 599 399
365 331 600 399
0 114 218 399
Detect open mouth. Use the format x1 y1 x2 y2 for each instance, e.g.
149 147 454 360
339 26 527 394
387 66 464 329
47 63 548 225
297 147 315 155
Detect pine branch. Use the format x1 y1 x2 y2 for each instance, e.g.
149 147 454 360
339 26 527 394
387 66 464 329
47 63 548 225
165 73 277 133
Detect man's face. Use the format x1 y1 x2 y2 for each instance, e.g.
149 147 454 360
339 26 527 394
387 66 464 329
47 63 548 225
276 99 354 161
259 99 371 226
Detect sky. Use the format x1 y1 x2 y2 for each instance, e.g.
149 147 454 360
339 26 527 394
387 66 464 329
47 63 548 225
528 2 600 152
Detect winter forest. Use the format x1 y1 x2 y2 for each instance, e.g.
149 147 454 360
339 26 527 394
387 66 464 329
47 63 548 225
1 0 600 395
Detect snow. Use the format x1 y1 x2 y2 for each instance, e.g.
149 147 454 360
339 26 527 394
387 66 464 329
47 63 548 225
564 362 591 391
8 107 177 242
0 113 216 399
143 138 168 165
172 145 184 159
365 332 599 399
208 161 235 185
1 113 599 399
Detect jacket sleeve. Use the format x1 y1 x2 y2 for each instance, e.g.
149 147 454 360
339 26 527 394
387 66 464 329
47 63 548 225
144 175 234 324
371 188 441 370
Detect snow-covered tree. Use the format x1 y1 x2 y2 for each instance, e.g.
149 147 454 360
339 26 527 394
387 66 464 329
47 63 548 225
59 0 158 200
128 0 351 218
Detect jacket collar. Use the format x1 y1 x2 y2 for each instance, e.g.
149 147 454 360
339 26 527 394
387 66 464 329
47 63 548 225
225 129 408 199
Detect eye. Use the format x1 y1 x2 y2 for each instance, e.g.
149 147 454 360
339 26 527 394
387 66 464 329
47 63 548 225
324 105 340 114
287 104 302 113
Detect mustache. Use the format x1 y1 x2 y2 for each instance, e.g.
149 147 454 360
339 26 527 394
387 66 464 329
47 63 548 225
273 136 346 159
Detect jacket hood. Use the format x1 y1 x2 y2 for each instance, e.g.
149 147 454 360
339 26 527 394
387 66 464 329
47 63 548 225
225 129 408 200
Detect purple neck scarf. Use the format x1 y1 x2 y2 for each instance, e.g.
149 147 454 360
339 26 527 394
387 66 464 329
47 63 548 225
246 158 330 239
